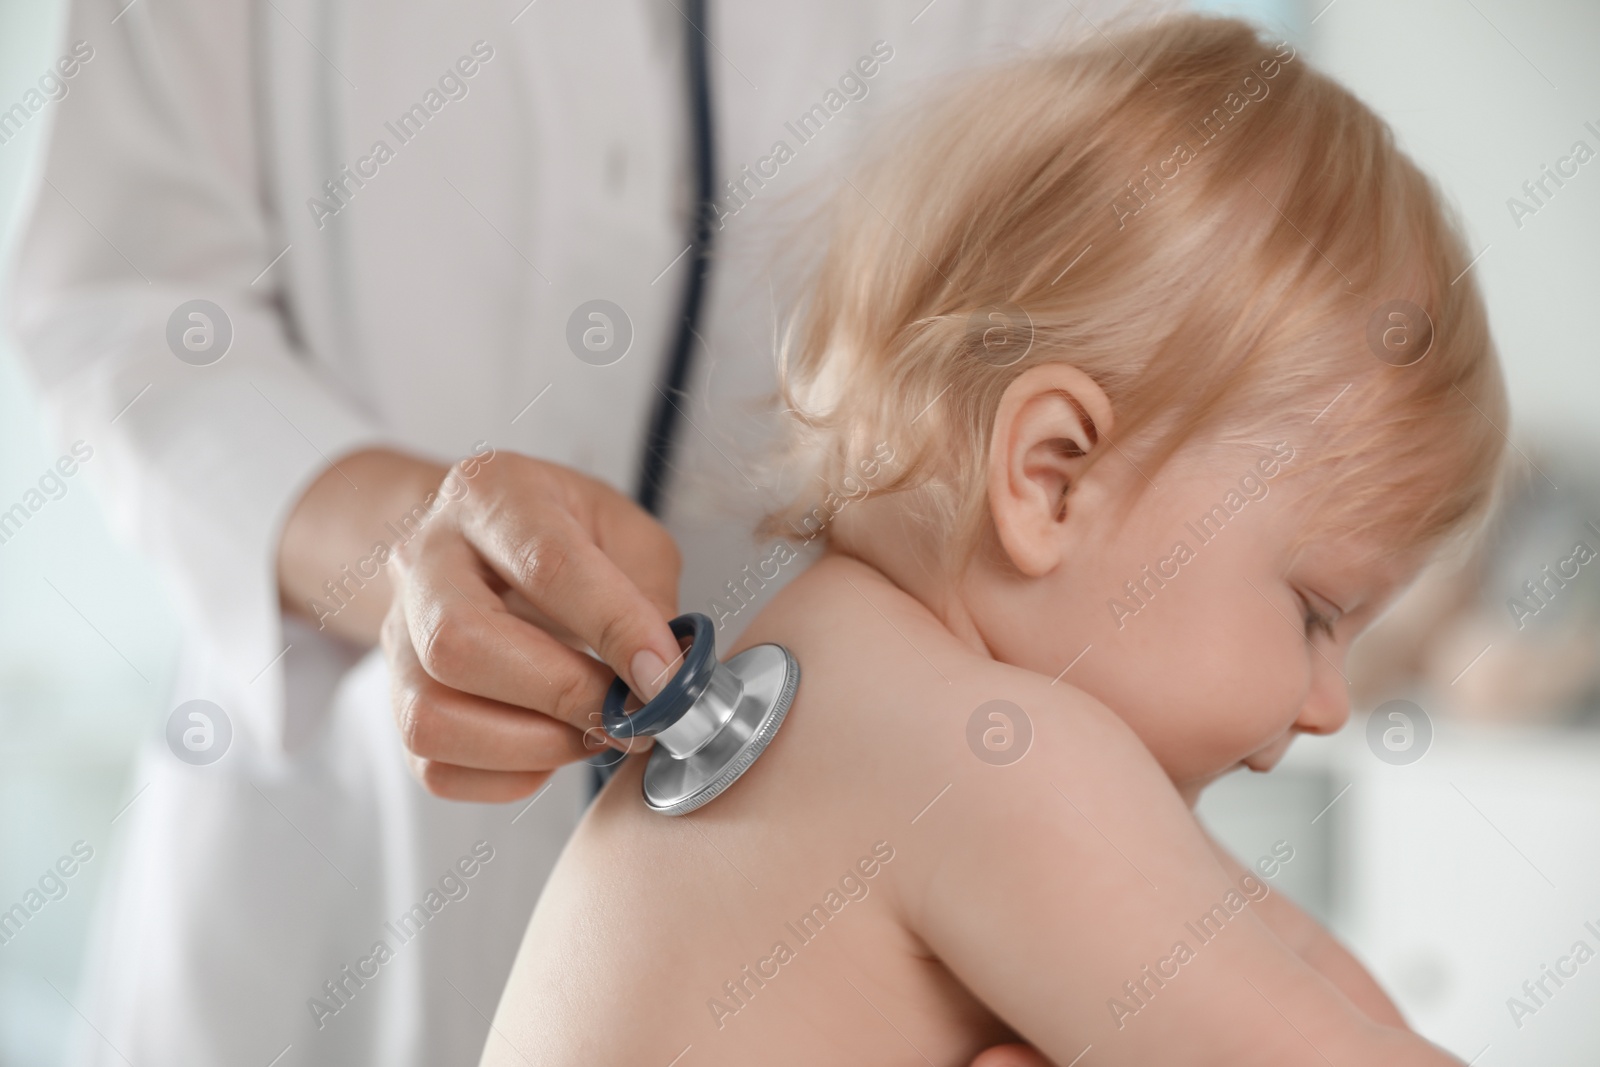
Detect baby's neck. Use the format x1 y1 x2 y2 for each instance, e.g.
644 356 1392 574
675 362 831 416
822 527 1209 810
820 539 996 662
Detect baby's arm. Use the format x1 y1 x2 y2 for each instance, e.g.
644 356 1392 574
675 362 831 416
1202 832 1408 1030
900 680 1460 1066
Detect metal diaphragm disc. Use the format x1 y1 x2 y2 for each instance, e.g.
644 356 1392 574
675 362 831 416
640 643 799 816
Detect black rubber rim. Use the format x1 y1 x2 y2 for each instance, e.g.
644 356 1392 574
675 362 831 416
602 613 716 739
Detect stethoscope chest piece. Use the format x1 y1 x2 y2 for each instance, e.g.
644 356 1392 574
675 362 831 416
602 613 799 816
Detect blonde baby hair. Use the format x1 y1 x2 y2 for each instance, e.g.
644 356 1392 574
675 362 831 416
762 12 1507 572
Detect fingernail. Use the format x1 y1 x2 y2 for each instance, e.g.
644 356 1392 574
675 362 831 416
631 649 670 701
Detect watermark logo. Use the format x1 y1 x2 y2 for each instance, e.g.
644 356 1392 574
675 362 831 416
966 699 1032 766
1108 42 1296 232
0 41 95 149
1506 918 1600 1030
307 442 496 632
306 41 496 229
0 840 94 947
965 304 1034 367
1107 841 1294 1030
308 841 496 1030
166 699 232 765
1365 698 1431 766
1507 525 1598 630
566 299 633 366
582 708 650 770
713 41 895 232
166 299 233 366
1109 442 1295 629
1366 299 1433 367
0 441 94 548
1506 122 1599 231
707 441 896 632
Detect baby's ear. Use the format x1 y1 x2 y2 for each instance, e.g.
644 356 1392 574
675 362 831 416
986 363 1113 577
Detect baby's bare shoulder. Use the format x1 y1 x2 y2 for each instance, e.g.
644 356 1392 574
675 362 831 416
732 555 1165 816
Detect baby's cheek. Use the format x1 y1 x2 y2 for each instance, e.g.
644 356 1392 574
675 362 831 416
1222 598 1316 748
1159 576 1311 768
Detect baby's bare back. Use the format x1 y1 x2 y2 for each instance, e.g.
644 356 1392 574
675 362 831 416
484 556 1019 1066
488 556 1462 1067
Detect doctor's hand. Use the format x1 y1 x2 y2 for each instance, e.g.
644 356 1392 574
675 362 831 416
968 1044 1051 1067
279 448 683 801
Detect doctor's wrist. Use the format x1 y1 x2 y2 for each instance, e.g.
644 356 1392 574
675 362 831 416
278 448 450 645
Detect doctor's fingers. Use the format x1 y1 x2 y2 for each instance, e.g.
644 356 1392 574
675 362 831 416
383 602 600 771
388 536 619 732
966 1046 1053 1067
456 468 683 702
393 664 593 772
405 755 554 804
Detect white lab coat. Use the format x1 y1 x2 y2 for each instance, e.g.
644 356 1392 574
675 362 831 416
6 0 1118 1063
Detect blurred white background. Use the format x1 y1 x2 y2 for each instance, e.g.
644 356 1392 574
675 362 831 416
1197 4 1600 1066
1 0 1596 1063
0 1 182 1061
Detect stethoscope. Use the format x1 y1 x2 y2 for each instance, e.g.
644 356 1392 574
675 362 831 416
597 0 800 815
601 613 800 815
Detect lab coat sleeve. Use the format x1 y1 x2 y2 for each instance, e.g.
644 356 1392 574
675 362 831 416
4 0 387 745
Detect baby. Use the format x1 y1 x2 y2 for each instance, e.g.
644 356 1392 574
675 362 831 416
485 14 1504 1066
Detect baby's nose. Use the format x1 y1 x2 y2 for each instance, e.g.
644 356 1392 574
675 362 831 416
1294 664 1351 736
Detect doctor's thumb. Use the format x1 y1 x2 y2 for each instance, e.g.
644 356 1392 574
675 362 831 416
626 568 682 703
589 507 683 704
631 644 678 702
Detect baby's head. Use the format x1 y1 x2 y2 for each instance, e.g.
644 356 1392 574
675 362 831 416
766 14 1507 795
